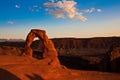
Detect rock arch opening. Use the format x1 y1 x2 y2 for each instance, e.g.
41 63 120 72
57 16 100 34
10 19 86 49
22 29 48 57
31 39 44 59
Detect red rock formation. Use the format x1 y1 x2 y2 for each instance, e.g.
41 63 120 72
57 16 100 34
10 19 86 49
110 46 120 61
22 29 60 65
52 37 120 49
109 45 120 72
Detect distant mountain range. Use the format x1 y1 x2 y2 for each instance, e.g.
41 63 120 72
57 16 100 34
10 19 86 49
0 39 25 42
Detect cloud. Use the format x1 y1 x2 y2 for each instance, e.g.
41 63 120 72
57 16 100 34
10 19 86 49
44 0 87 22
83 8 95 13
15 5 20 8
75 13 87 22
29 5 41 12
44 2 57 7
97 9 102 12
83 8 102 13
48 10 64 18
7 21 14 24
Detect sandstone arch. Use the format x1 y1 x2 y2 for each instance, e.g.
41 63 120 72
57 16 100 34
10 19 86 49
22 29 60 65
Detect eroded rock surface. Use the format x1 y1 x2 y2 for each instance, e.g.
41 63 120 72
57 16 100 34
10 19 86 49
22 29 60 65
0 46 21 56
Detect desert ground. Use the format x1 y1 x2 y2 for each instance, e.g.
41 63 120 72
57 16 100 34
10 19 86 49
0 55 120 80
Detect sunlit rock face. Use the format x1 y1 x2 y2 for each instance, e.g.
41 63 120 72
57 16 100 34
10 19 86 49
22 29 60 66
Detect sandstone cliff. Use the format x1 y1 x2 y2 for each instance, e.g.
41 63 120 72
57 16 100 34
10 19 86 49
31 37 120 56
0 37 120 56
52 37 120 49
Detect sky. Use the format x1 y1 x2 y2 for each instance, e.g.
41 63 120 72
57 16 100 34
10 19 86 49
0 0 120 39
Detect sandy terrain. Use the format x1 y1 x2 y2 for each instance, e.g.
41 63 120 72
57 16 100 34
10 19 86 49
0 55 120 80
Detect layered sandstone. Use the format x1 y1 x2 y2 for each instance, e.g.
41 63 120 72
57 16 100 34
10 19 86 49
52 37 120 49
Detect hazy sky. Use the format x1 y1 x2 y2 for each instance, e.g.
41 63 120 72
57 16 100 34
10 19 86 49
0 0 120 39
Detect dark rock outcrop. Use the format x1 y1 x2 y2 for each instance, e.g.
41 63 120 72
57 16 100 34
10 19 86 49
109 45 120 72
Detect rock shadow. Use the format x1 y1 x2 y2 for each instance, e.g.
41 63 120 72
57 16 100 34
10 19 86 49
0 68 21 80
26 74 44 80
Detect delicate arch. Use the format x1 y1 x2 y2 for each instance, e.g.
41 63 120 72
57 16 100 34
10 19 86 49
22 29 59 65
24 29 48 56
